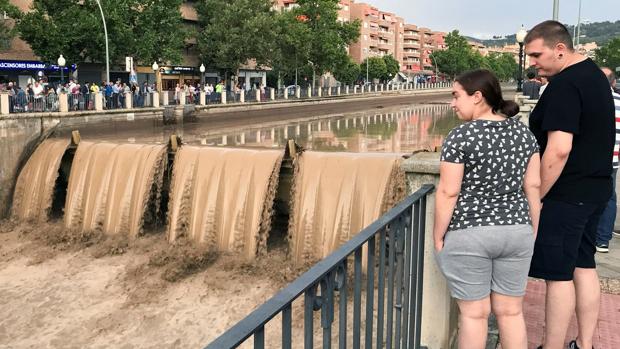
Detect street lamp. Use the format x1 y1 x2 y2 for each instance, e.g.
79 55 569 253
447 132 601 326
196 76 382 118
152 61 161 92
363 48 369 84
94 0 110 84
516 25 528 92
57 54 66 85
199 63 205 86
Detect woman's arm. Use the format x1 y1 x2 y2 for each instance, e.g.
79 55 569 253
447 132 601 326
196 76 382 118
433 161 464 251
523 153 542 235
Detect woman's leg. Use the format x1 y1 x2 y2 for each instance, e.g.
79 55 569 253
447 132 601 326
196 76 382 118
457 297 491 349
491 292 527 349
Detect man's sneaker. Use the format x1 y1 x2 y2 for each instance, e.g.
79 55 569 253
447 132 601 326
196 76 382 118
596 244 609 253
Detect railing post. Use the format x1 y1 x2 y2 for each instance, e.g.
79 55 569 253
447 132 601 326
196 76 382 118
296 86 301 99
59 92 68 113
221 90 227 104
161 92 168 106
256 89 261 102
94 92 103 111
328 86 332 96
337 86 341 95
152 92 159 108
178 92 185 105
0 92 10 115
124 92 132 109
307 86 312 98
318 87 322 98
345 85 349 95
284 88 289 100
270 88 275 101
240 89 245 103
354 85 358 94
200 91 206 106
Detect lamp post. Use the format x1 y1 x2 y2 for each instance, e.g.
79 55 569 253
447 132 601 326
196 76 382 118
363 48 369 83
94 0 110 84
516 26 527 92
152 61 161 93
553 0 559 20
200 63 205 86
57 54 66 86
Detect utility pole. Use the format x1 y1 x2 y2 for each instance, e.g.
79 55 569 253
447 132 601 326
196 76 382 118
553 0 559 21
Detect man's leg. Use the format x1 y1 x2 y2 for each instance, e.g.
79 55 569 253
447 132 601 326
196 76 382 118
573 267 600 349
543 280 576 349
595 169 617 248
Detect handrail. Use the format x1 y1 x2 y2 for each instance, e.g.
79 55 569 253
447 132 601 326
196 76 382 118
206 184 435 349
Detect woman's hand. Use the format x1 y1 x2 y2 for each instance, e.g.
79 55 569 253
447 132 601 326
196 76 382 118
434 239 444 253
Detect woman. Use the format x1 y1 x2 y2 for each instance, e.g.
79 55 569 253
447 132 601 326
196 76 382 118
434 69 541 349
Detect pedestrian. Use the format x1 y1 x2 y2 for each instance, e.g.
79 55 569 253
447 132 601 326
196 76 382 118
525 20 615 349
434 69 540 349
595 67 620 253
522 71 542 99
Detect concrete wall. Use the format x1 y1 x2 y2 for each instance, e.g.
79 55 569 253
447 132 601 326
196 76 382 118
402 152 458 349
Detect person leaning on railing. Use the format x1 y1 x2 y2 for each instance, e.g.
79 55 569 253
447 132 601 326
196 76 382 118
433 69 541 349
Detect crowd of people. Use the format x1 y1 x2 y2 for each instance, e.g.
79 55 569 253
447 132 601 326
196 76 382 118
435 20 618 349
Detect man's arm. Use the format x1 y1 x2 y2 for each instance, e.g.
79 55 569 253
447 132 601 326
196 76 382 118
540 130 573 198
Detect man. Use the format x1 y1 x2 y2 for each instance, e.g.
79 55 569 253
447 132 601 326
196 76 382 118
595 68 620 253
525 21 614 349
522 71 542 99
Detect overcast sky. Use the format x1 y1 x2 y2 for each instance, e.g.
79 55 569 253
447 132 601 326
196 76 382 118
361 0 620 39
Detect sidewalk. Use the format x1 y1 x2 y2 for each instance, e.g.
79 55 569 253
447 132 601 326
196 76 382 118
487 239 620 349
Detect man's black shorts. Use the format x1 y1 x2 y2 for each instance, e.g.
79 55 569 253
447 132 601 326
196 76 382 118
529 199 606 281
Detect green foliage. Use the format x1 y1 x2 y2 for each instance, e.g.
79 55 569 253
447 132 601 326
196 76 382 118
476 21 620 47
0 0 21 51
431 30 474 77
595 37 620 71
481 52 518 80
382 55 400 80
432 30 517 80
332 55 360 84
289 0 361 79
361 56 386 81
270 9 312 86
16 0 186 66
196 0 277 79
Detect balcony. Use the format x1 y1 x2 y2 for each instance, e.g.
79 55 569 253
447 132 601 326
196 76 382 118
403 42 420 49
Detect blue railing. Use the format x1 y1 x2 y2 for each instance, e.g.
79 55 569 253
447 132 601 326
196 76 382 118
206 184 434 349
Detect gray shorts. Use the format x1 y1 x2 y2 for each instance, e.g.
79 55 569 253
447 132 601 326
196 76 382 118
435 224 535 301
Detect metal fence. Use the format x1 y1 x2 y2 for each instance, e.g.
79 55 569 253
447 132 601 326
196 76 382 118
206 184 434 349
9 94 59 113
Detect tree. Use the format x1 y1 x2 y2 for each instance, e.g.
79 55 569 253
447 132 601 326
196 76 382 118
196 0 277 83
361 57 387 81
16 0 186 66
595 37 620 71
333 55 360 84
382 55 400 80
287 0 361 87
271 10 312 87
431 30 479 78
0 0 21 51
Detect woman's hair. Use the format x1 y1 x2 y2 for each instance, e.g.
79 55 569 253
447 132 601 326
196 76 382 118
455 69 520 117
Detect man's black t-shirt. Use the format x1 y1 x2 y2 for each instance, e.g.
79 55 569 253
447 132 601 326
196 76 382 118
529 58 614 203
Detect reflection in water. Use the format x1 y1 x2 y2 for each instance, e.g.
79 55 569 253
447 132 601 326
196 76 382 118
52 104 458 154
196 104 457 153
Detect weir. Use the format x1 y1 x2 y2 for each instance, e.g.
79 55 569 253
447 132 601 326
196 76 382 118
64 141 168 237
11 138 71 222
167 146 283 260
288 151 407 264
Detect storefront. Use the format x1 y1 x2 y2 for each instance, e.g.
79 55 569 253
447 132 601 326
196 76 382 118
0 60 73 87
136 65 211 90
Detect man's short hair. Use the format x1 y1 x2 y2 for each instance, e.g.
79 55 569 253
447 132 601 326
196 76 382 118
524 20 574 51
527 71 536 79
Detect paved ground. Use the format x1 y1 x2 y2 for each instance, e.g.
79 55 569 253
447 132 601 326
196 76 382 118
487 238 620 349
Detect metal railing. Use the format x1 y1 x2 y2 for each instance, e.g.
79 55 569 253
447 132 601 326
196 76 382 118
9 94 59 113
206 184 434 349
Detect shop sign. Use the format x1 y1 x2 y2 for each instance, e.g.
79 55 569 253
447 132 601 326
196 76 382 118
0 60 73 71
